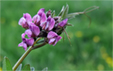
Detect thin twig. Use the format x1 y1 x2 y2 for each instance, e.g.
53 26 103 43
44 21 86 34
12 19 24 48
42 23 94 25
63 28 72 46
84 6 99 13
84 13 91 27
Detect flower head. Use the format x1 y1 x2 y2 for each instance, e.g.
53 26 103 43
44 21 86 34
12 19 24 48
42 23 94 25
18 8 69 50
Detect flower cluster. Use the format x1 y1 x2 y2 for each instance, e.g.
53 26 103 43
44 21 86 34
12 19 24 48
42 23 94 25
18 8 68 50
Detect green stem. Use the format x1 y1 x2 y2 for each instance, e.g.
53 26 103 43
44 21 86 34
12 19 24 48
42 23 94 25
12 46 32 71
12 37 42 71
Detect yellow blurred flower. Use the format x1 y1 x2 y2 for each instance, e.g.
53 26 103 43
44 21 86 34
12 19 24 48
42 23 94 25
0 67 2 71
93 36 100 43
100 47 108 59
106 57 113 67
11 21 17 27
75 31 83 38
100 47 113 67
97 64 104 71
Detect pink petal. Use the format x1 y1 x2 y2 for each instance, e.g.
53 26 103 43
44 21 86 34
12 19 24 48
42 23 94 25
48 17 55 30
21 33 25 39
47 31 58 39
18 42 27 51
33 14 40 25
26 38 34 46
18 17 29 29
53 36 62 46
23 13 32 22
45 22 49 30
40 22 45 27
25 29 33 38
38 8 45 15
40 12 47 24
58 18 68 27
43 16 55 31
48 38 56 45
29 23 40 36
18 17 26 25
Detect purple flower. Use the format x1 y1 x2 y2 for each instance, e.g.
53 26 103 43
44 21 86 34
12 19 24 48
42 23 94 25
29 23 40 37
40 16 55 31
18 33 34 50
25 29 35 38
58 18 68 27
38 8 45 15
32 14 40 26
47 31 62 46
18 17 29 29
38 8 47 24
18 13 32 29
23 13 32 22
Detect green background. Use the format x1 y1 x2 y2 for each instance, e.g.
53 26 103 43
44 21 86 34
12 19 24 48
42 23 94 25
0 0 112 70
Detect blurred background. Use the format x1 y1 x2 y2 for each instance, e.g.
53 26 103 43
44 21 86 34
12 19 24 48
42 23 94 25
0 0 112 71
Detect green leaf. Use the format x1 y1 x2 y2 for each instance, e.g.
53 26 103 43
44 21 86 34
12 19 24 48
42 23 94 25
51 10 55 17
3 56 12 71
22 64 30 71
61 4 69 19
58 6 65 16
16 64 22 71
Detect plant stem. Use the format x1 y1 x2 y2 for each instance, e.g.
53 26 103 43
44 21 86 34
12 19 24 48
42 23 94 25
12 38 42 71
12 46 32 71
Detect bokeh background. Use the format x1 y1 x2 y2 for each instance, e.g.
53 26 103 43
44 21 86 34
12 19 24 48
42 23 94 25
0 0 112 71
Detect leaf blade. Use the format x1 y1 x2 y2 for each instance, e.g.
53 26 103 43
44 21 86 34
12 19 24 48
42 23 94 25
3 56 12 71
22 64 30 71
61 4 69 19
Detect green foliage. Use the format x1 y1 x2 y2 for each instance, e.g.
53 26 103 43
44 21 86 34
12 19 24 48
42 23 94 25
3 56 12 71
61 4 69 19
22 64 30 71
